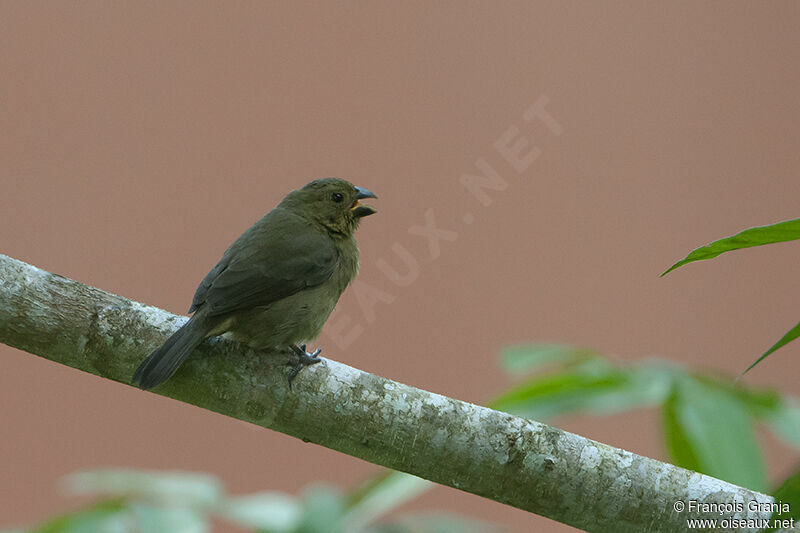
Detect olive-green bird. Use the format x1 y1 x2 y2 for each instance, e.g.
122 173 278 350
132 178 377 390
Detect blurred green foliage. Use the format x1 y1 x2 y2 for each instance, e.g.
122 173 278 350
493 344 800 493
5 469 491 533
8 344 800 532
492 343 800 524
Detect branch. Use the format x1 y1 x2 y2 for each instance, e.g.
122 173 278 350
0 254 793 533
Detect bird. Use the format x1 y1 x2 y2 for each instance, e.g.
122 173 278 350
132 178 377 390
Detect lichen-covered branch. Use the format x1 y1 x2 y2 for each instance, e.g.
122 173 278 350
0 254 793 532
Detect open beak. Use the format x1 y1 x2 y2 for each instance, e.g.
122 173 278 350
351 186 378 218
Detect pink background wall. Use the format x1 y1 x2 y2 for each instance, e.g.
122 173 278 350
3 3 800 531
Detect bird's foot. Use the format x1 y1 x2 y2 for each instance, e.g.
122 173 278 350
287 344 322 388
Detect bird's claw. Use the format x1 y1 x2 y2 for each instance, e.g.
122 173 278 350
287 345 322 388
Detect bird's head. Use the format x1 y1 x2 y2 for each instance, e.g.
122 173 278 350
282 178 377 236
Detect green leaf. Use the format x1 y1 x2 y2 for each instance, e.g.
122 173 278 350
128 503 208 533
296 485 347 533
768 466 800 530
214 492 301 531
490 358 674 420
742 320 800 375
763 397 800 452
26 495 210 533
500 344 599 375
662 376 766 492
63 469 223 507
28 500 208 533
491 371 626 419
343 472 432 530
714 379 783 415
29 499 127 533
663 390 702 473
661 218 800 276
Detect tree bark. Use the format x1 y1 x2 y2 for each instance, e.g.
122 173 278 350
0 253 794 532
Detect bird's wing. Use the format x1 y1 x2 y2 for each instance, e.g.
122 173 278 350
189 211 338 317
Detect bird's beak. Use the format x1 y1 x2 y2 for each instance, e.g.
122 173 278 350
355 187 377 200
352 187 378 218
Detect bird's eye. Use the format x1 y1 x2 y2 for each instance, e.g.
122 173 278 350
331 192 344 203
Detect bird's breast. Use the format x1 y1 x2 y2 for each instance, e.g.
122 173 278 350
331 237 360 293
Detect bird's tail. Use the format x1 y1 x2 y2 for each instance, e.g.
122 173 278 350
132 317 207 390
